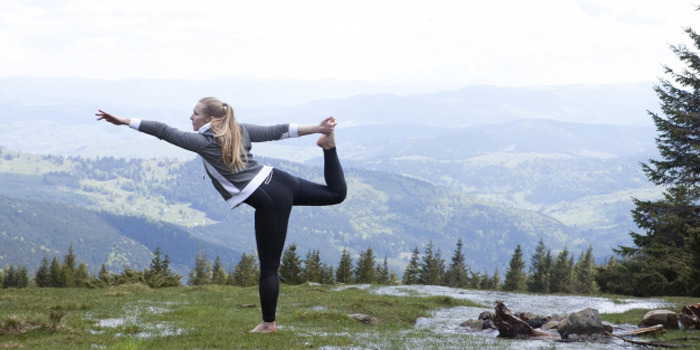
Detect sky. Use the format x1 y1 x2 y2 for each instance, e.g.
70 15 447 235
0 0 697 87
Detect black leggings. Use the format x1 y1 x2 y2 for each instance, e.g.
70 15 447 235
243 148 346 322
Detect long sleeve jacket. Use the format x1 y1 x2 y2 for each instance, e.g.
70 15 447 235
129 118 299 208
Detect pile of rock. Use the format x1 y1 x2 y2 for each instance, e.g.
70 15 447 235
459 301 700 342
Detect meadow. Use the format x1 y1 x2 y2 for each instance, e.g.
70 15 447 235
2 284 699 350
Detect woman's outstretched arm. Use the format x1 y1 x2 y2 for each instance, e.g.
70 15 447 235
96 110 131 126
297 117 336 136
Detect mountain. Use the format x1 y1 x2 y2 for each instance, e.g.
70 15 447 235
0 150 584 274
0 195 240 278
0 77 665 271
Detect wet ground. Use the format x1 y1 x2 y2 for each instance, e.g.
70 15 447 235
336 284 673 349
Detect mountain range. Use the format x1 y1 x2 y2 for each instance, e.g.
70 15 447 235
0 77 665 277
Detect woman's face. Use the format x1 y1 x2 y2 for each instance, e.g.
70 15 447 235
190 103 212 131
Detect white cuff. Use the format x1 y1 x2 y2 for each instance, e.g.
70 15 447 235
129 118 142 130
288 123 299 138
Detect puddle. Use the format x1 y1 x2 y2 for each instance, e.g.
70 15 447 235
334 285 673 349
371 285 669 315
90 301 185 339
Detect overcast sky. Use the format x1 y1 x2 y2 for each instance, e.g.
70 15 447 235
0 0 696 87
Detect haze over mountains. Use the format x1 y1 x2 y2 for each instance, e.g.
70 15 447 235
0 77 664 276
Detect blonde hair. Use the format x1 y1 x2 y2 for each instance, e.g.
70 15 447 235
199 97 247 172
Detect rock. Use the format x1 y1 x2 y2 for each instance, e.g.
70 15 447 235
540 320 559 331
349 313 378 325
478 311 495 321
680 303 700 330
466 319 485 331
556 308 605 341
526 318 549 329
640 310 679 329
515 312 538 321
483 319 497 330
493 302 535 338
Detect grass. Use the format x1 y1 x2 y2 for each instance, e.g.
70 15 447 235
2 284 700 349
0 284 487 350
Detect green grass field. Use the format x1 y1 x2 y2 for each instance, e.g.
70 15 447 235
0 284 485 350
2 285 700 349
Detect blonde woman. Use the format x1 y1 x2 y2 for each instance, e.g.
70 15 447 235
96 96 346 333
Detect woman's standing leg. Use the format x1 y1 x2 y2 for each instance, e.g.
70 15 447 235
244 177 295 333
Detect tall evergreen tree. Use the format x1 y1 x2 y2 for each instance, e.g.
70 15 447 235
354 246 376 283
98 262 112 286
230 253 259 287
335 247 353 284
376 257 390 285
572 246 599 294
188 251 212 286
491 268 501 291
550 247 572 293
614 22 700 296
211 255 227 285
419 241 445 285
3 265 16 288
321 263 335 285
62 245 77 287
503 245 527 291
402 246 421 285
527 239 552 293
303 249 323 283
444 239 469 288
75 262 91 288
279 244 303 285
49 257 64 287
35 257 51 287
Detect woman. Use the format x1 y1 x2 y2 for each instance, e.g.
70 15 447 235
96 96 346 333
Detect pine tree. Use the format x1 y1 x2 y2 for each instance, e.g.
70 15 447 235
98 263 112 286
150 246 166 274
3 265 16 288
62 245 77 287
75 262 91 288
444 239 469 288
376 257 390 284
188 251 212 286
503 245 526 291
335 247 353 284
572 246 599 294
321 263 335 285
303 249 323 283
211 256 227 285
527 239 551 293
231 253 259 287
550 247 572 293
49 257 65 287
419 241 445 285
35 257 51 287
16 266 29 288
491 268 501 291
402 246 421 285
615 22 700 296
279 244 303 285
354 246 376 283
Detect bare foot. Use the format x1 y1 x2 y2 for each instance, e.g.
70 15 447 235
249 321 277 333
317 132 336 150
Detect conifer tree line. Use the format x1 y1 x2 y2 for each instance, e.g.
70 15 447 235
3 239 605 296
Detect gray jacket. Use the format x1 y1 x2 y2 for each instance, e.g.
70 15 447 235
130 118 299 208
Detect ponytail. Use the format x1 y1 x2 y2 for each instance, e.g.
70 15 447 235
200 97 247 172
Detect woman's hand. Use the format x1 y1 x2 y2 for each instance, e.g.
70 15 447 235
96 110 130 126
317 116 336 135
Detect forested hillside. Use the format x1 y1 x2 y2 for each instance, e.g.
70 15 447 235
0 148 581 274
